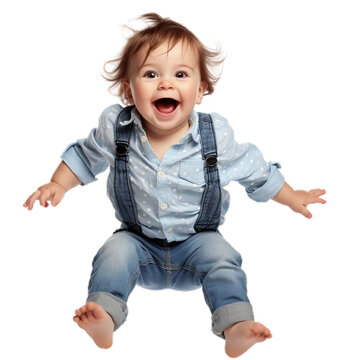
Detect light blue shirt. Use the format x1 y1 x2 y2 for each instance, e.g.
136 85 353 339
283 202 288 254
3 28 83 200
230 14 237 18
61 104 284 242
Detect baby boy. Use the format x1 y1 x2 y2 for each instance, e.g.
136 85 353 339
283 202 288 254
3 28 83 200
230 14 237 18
24 13 326 357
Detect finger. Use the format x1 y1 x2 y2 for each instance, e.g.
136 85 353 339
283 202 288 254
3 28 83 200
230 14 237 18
309 189 326 198
306 197 327 205
51 191 63 207
299 205 312 219
39 190 51 207
24 191 41 210
307 189 327 204
23 195 33 209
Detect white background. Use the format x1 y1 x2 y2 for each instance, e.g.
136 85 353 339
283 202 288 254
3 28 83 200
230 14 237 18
1 1 359 359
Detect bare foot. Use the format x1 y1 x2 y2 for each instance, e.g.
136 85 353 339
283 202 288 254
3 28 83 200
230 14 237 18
224 321 272 358
73 302 114 349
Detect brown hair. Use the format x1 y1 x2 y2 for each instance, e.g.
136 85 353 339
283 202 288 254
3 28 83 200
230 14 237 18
103 13 224 104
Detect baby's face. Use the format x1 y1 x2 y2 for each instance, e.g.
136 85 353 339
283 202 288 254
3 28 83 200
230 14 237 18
123 40 206 136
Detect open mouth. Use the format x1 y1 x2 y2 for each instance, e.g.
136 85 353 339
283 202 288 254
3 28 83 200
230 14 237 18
153 98 179 114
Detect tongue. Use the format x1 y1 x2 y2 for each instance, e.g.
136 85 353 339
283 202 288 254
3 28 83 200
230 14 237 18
156 99 176 114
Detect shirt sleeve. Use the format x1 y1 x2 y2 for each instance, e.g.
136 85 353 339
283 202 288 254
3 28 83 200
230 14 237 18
61 104 121 185
213 113 285 202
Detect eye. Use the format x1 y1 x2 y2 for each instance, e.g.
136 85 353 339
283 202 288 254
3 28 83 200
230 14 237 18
144 71 158 79
175 71 188 78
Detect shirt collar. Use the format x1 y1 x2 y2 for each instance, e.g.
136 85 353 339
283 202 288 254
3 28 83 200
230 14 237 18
188 110 200 143
127 107 200 144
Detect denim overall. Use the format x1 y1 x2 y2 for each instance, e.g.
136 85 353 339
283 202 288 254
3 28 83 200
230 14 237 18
87 106 254 338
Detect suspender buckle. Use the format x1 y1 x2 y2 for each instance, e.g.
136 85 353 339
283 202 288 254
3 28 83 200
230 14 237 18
205 155 217 167
116 143 128 157
127 225 142 233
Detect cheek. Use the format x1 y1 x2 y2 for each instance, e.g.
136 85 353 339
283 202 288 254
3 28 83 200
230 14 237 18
183 86 201 105
131 83 152 104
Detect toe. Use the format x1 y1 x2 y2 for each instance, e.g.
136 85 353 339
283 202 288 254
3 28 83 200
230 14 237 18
80 304 89 313
86 302 98 315
87 302 106 319
87 311 95 321
264 327 271 337
86 302 97 310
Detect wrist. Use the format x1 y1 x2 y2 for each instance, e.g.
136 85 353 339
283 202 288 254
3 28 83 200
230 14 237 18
272 182 295 207
50 179 68 193
50 161 81 192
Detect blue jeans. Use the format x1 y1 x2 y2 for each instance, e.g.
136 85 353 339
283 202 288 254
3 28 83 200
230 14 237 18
87 230 254 338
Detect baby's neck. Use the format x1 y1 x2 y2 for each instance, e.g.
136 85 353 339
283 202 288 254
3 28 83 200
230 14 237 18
142 119 190 161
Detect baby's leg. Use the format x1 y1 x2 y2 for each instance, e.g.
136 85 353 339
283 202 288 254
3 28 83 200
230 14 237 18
224 321 272 358
176 232 271 357
75 231 155 347
73 302 114 349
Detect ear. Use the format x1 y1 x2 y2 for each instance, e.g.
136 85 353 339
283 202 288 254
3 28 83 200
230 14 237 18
122 81 135 105
196 82 208 105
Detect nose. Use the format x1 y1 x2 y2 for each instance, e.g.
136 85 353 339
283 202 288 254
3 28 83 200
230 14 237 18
158 78 174 90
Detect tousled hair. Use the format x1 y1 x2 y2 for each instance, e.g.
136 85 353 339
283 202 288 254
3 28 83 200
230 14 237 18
103 13 224 104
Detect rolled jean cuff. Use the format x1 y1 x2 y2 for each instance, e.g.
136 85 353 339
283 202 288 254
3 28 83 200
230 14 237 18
212 302 254 339
87 291 128 331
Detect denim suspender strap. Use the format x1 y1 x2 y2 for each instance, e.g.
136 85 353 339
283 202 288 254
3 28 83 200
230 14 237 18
114 106 142 233
194 113 222 232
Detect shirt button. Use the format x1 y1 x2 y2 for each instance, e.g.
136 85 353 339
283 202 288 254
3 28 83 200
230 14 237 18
160 203 168 210
166 227 173 233
158 171 165 178
141 135 147 143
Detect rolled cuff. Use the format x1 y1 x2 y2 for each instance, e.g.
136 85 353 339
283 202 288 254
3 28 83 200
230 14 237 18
247 162 284 202
87 291 128 331
212 301 254 339
61 144 97 185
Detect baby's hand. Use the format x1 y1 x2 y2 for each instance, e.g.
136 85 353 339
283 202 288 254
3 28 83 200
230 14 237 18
23 181 66 210
289 189 326 219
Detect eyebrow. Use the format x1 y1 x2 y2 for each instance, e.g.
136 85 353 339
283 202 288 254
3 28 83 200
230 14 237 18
141 63 194 71
177 64 194 71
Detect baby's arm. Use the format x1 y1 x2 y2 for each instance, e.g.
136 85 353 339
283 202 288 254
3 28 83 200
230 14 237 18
272 182 326 219
23 161 81 210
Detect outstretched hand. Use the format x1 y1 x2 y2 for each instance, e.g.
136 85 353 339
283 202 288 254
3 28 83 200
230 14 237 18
23 181 66 210
288 189 327 219
23 161 81 210
272 182 326 218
